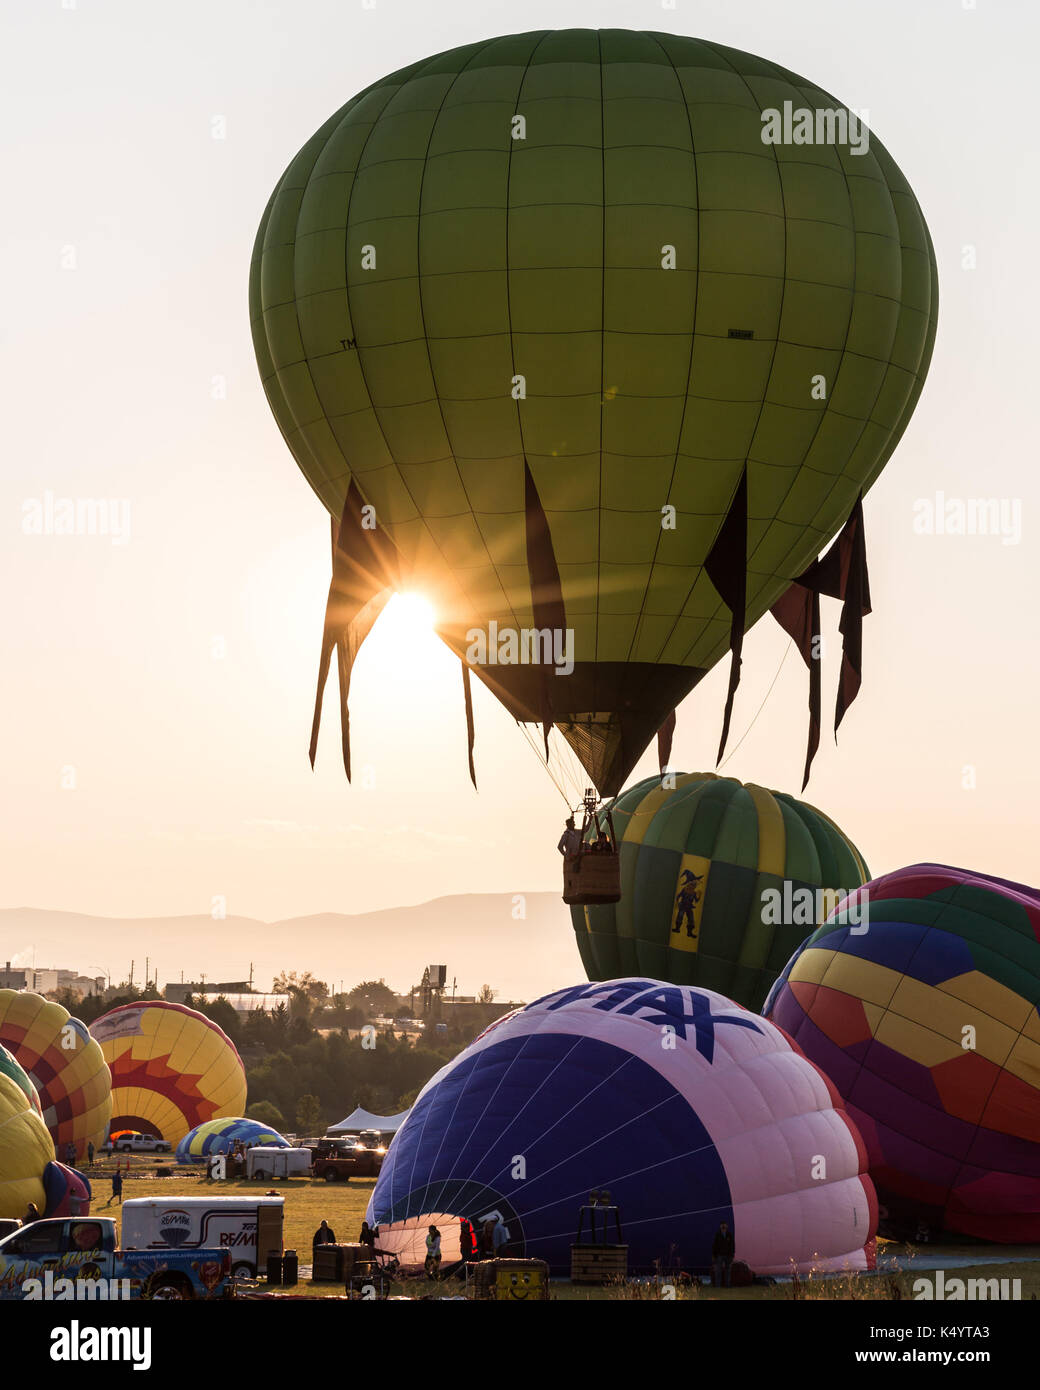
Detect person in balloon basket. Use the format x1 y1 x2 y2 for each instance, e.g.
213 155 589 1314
558 817 582 862
424 1225 442 1279
312 1219 337 1255
711 1222 734 1288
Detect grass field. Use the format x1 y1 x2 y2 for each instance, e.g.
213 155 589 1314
92 1156 1040 1301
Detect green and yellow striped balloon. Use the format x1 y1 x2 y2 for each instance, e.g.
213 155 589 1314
571 772 868 1009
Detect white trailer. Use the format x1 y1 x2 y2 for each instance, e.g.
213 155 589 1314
246 1146 313 1180
120 1195 284 1279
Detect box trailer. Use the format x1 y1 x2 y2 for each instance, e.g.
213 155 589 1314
120 1196 284 1279
245 1146 313 1180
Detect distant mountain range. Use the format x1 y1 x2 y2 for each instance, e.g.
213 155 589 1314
0 893 585 1002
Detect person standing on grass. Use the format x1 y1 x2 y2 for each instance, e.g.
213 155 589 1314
480 1218 496 1260
492 1216 510 1258
459 1218 475 1265
424 1225 442 1279
110 1166 123 1206
711 1221 734 1287
87 1141 95 1167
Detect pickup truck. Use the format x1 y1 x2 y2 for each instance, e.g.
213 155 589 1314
103 1136 171 1154
312 1147 385 1182
0 1217 234 1300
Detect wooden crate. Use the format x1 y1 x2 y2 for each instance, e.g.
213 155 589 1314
570 1244 628 1284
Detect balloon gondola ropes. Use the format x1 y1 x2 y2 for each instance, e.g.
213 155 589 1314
563 789 621 906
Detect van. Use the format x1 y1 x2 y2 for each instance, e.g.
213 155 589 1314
245 1146 313 1181
120 1196 284 1280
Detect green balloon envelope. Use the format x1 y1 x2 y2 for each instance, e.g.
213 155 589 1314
251 30 937 793
572 772 869 1010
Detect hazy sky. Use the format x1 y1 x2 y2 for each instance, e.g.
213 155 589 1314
3 1 1038 978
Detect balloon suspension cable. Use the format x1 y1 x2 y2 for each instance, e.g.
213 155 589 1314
718 641 793 771
516 720 587 810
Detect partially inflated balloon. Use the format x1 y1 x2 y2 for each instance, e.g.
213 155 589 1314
251 28 937 795
176 1117 289 1163
572 772 868 1009
765 864 1040 1242
0 990 111 1155
90 1003 246 1146
0 1043 52 1220
42 1161 92 1218
368 978 876 1273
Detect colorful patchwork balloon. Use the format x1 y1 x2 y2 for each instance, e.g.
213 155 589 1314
0 990 111 1156
90 1002 247 1146
764 863 1040 1241
176 1117 289 1163
368 978 876 1273
0 1043 53 1221
572 772 868 1009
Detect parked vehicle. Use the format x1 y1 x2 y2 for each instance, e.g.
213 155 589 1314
0 1217 233 1300
120 1196 284 1281
356 1129 393 1154
102 1135 171 1154
245 1147 312 1181
312 1147 384 1182
310 1136 356 1160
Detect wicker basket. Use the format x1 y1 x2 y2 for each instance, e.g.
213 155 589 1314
570 1244 628 1284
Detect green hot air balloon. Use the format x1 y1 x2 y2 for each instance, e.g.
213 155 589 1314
571 772 869 1009
251 29 937 796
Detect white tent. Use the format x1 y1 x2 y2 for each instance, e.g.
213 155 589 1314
327 1107 409 1135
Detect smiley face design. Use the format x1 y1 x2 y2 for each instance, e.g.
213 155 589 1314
496 1268 544 1301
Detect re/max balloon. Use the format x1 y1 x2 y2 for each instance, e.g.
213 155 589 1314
90 1002 247 1147
367 978 876 1273
0 990 112 1156
572 772 868 1009
250 29 937 795
765 864 1040 1242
